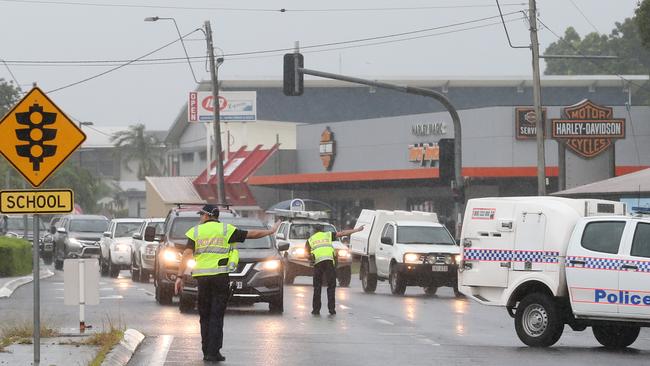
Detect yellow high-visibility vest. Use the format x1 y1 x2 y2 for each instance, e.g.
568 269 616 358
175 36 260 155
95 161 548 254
185 221 239 277
308 231 335 264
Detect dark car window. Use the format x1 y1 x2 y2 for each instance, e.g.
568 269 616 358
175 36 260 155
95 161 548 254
170 217 200 240
289 224 336 240
114 222 142 237
631 222 650 258
581 221 625 254
397 226 455 245
69 219 109 233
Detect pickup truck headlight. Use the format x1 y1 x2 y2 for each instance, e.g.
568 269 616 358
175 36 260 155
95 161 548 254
290 247 306 257
337 249 350 258
68 238 81 246
163 249 180 263
114 244 130 252
404 253 422 264
454 254 461 264
255 259 281 271
144 244 156 255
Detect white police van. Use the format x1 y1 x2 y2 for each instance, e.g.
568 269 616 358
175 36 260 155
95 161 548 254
458 196 650 349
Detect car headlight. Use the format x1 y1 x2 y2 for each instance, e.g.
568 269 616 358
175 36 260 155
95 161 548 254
163 250 180 263
291 247 306 257
454 254 461 264
187 259 196 269
255 259 281 271
68 238 81 246
337 249 350 258
404 253 422 264
144 245 156 255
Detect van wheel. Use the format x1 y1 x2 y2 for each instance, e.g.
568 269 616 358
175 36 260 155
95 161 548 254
130 257 140 282
514 293 564 347
360 260 377 293
179 293 195 313
453 283 464 298
269 289 284 313
592 325 640 349
389 264 406 295
156 284 173 305
109 255 120 278
423 286 437 296
337 266 351 287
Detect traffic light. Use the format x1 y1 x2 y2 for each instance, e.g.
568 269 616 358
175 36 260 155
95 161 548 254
15 104 57 171
283 53 304 96
438 138 454 185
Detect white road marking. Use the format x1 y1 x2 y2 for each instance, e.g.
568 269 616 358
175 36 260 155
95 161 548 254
148 335 174 366
374 319 394 325
55 295 124 300
339 304 350 309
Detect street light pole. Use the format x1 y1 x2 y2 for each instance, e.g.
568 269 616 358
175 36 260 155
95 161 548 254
204 21 226 204
528 0 546 195
78 121 93 170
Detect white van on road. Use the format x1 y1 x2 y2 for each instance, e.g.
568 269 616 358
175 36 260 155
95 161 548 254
350 209 461 296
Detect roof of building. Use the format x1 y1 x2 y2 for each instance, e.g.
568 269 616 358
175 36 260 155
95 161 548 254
553 167 650 197
145 176 206 204
166 75 649 145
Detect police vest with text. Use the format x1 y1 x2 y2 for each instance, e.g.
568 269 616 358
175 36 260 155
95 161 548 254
185 222 239 277
308 232 335 264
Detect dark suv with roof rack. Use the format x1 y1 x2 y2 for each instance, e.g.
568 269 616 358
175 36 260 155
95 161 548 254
51 214 110 270
152 205 235 305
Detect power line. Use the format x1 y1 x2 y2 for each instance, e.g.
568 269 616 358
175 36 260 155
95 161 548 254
537 16 650 96
46 28 202 93
568 0 600 34
0 0 527 12
3 10 524 67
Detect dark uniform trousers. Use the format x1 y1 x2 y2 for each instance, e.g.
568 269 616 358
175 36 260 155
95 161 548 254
312 260 336 312
196 274 229 357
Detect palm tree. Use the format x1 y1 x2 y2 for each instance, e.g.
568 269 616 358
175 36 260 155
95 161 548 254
110 124 162 180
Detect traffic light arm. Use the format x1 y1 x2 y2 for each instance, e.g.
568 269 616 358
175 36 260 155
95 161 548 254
297 67 464 237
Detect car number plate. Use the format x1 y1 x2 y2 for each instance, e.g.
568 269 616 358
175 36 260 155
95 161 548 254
230 281 243 289
431 265 448 272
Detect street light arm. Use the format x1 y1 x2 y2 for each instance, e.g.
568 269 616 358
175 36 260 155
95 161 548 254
144 16 200 84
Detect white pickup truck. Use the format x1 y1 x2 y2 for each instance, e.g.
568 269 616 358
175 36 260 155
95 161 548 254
351 209 460 296
458 196 650 349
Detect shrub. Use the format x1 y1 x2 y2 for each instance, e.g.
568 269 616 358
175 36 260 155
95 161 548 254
0 237 32 277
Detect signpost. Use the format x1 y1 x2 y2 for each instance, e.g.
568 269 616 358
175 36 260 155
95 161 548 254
0 86 84 364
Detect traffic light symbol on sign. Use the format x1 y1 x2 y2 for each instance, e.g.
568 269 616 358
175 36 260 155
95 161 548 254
15 103 58 171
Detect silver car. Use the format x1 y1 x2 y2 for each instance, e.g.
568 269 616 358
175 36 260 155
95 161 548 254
99 218 144 278
130 218 164 282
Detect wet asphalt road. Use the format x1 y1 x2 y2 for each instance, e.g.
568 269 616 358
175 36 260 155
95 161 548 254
1 264 650 366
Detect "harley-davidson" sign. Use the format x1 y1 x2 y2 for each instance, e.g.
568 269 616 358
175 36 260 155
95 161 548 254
551 100 625 158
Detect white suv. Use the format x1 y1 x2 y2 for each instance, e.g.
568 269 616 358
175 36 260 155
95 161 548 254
99 218 144 278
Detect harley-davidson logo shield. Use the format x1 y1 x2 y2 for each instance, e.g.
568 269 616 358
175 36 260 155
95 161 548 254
551 100 625 159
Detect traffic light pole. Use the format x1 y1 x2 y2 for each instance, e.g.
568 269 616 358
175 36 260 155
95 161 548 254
298 67 464 237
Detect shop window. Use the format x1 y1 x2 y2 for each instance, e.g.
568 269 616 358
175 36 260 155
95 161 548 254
407 198 436 213
181 152 195 163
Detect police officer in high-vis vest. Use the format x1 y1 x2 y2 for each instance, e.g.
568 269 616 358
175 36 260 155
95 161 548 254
306 225 364 315
175 205 279 362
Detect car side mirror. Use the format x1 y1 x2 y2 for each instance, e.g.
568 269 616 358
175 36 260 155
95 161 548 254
56 227 67 234
103 231 111 237
380 236 393 245
455 239 460 246
277 242 290 252
49 226 56 234
276 233 286 240
144 226 156 241
132 233 143 240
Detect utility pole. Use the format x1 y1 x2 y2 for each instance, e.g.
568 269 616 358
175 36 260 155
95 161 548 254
204 20 226 204
529 0 546 195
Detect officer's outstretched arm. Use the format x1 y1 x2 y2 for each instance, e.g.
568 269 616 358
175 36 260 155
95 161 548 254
335 225 364 238
246 221 281 239
175 248 193 295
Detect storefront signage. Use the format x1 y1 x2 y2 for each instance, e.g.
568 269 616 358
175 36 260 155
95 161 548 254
551 100 625 158
319 127 335 170
515 107 547 140
408 143 439 166
411 123 447 136
188 91 257 122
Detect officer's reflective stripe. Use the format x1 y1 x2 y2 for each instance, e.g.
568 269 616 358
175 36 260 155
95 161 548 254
223 223 228 236
192 266 229 275
311 243 334 250
196 237 226 246
195 246 230 255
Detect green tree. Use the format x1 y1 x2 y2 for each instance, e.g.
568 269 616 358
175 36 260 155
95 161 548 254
0 79 22 189
43 162 110 213
637 0 650 48
110 123 163 180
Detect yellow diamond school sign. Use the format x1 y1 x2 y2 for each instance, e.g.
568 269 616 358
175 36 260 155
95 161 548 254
0 87 86 187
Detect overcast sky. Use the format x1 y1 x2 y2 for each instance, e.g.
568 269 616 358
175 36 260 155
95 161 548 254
0 0 641 131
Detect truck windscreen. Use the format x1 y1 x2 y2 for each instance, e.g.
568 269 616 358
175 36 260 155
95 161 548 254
397 226 455 245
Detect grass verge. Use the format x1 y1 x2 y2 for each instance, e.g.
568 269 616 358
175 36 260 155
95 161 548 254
0 322 59 352
85 327 124 366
